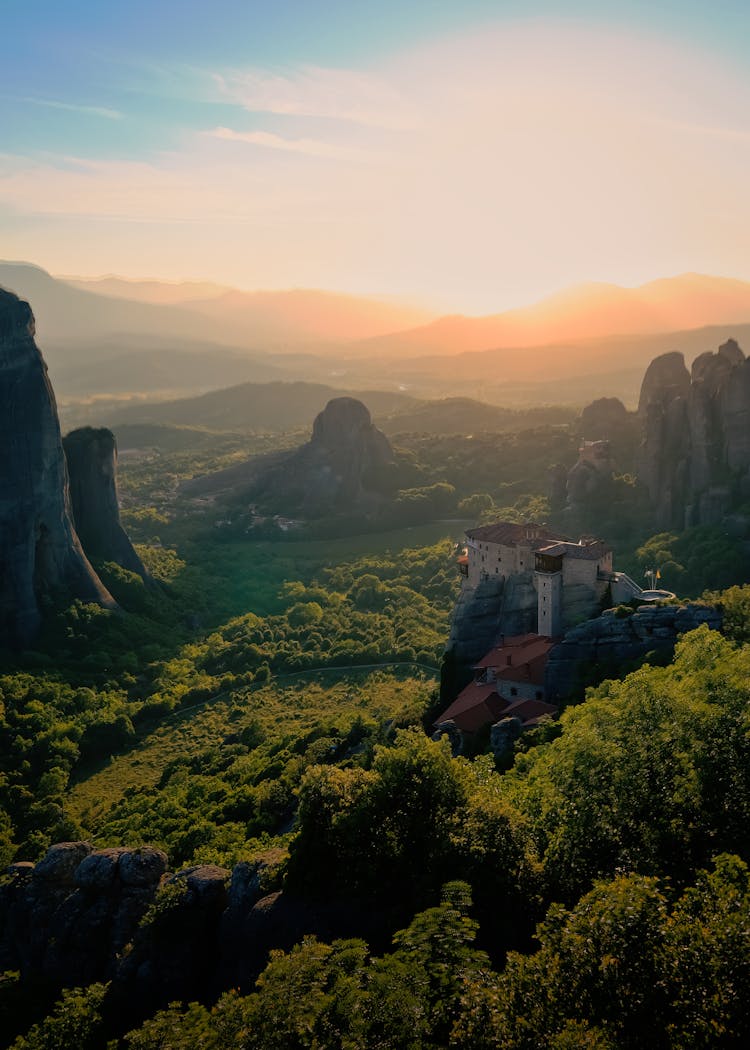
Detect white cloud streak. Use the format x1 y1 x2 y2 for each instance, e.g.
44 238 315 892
21 97 123 120
212 65 420 130
209 126 369 161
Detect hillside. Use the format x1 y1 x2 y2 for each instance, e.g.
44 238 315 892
102 382 584 437
0 262 226 347
105 381 417 431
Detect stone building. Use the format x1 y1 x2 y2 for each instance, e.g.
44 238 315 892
462 521 614 636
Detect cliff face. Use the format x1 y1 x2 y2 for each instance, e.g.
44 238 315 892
63 427 150 581
183 396 397 517
638 340 750 528
0 842 351 1028
545 603 721 702
0 289 115 647
446 576 537 673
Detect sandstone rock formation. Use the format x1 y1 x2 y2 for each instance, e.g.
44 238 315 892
545 603 721 702
183 396 397 517
565 440 615 514
637 340 750 528
63 427 150 580
0 289 115 647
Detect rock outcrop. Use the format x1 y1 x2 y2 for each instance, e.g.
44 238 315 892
579 397 637 468
63 427 150 580
0 842 348 1031
550 398 638 526
637 340 750 528
0 289 115 647
545 603 721 702
183 397 397 517
446 575 537 674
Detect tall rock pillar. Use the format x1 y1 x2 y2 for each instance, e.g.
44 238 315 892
0 288 115 647
63 427 151 581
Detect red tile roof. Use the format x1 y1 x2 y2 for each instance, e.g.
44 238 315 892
474 634 555 671
435 633 559 733
466 522 568 547
434 682 510 734
502 697 558 722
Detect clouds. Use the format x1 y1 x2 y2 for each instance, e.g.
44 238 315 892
2 20 750 310
208 126 370 161
213 65 419 130
21 97 124 120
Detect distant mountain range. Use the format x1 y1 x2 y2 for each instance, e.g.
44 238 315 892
353 274 750 357
3 261 750 410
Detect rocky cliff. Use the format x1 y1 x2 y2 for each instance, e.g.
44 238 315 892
0 289 115 647
446 575 537 674
0 841 359 1031
183 396 397 517
63 427 150 581
638 340 750 528
545 603 721 702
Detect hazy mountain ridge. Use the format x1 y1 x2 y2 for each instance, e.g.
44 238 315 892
354 273 750 357
7 263 750 412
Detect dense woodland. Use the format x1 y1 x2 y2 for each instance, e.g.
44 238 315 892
3 415 750 1047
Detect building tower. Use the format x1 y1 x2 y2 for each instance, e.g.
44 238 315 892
535 552 563 636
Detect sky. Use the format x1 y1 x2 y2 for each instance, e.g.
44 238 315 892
2 1 750 313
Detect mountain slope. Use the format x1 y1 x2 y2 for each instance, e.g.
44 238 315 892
0 262 226 347
355 274 750 357
63 273 436 346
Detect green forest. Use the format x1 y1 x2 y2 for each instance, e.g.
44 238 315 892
3 418 750 1048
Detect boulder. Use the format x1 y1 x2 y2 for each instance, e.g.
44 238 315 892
490 717 522 759
172 864 229 906
118 847 168 888
33 842 93 885
75 847 129 890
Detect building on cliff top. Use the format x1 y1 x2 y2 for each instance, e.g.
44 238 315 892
462 521 615 636
434 633 558 733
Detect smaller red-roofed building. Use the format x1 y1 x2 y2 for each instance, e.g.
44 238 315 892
435 633 558 737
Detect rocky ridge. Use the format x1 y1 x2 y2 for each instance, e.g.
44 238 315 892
0 288 115 647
